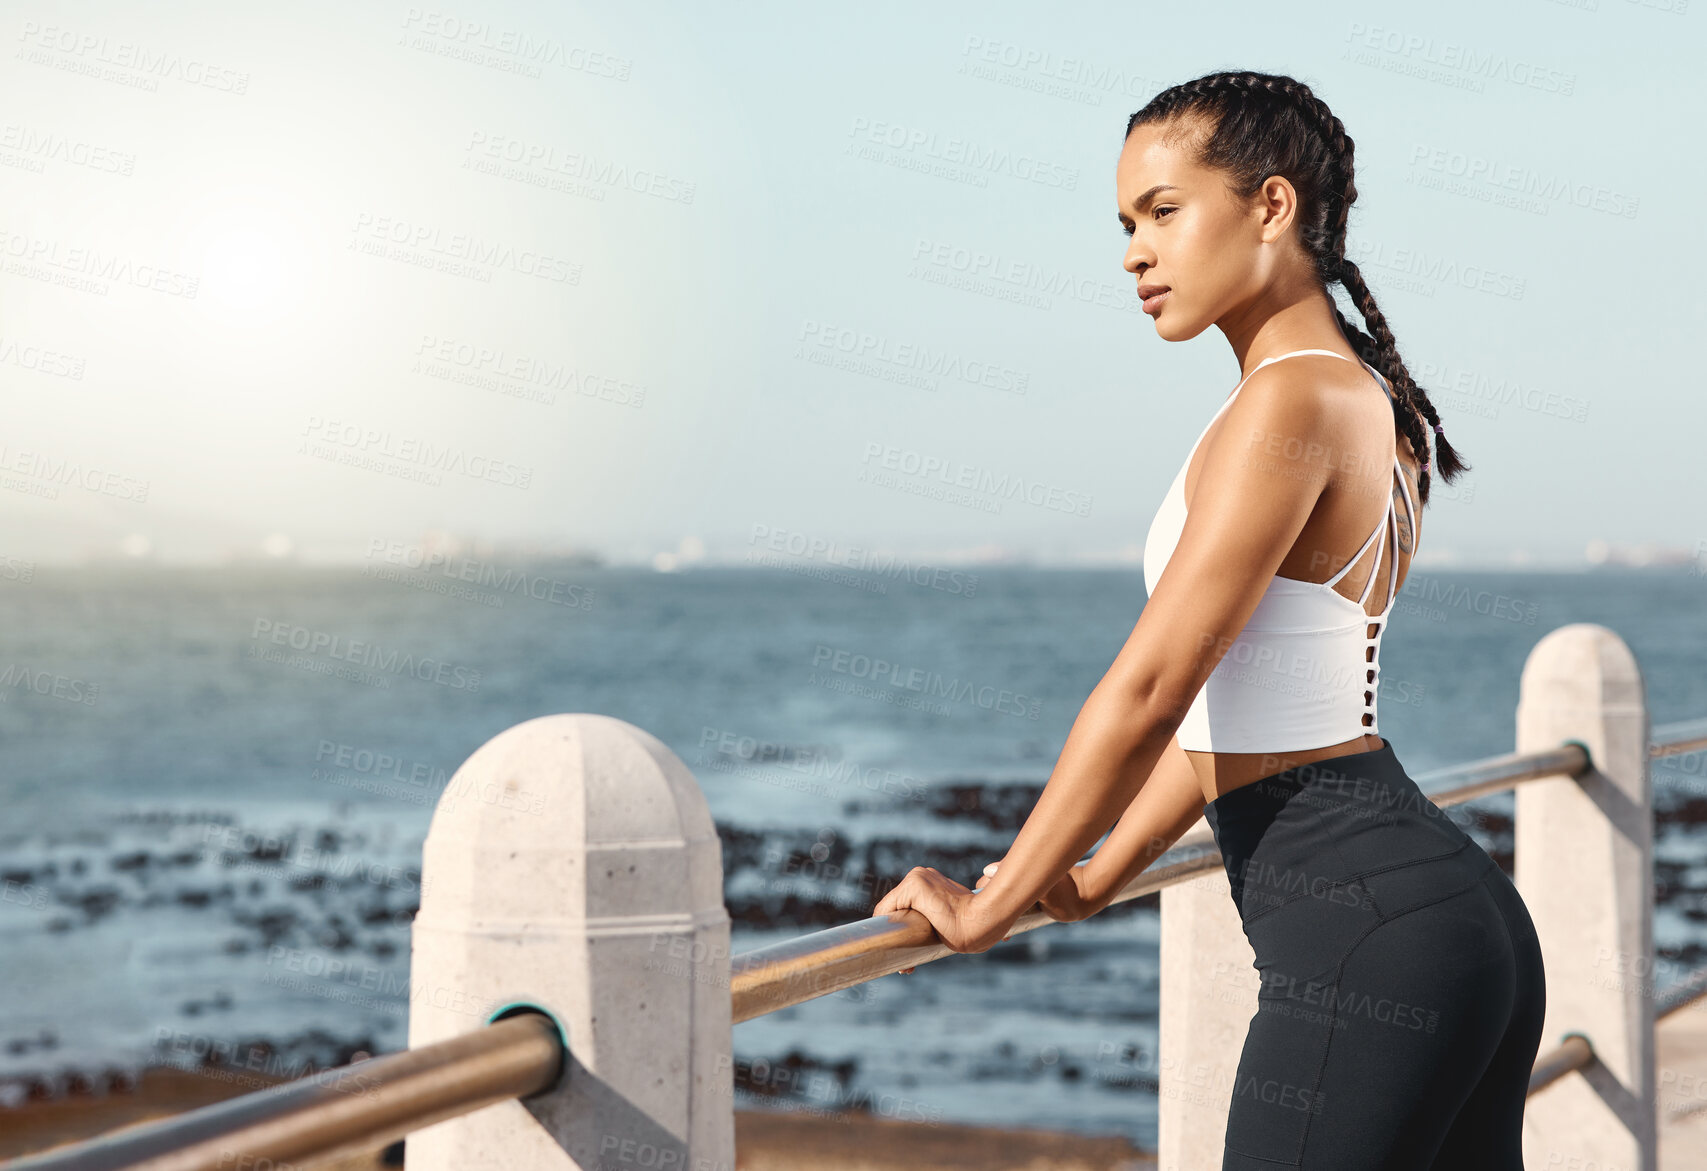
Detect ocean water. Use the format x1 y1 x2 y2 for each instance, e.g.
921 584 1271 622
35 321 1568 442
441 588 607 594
2 562 1705 1147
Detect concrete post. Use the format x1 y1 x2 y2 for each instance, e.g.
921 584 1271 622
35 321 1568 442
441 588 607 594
406 713 734 1171
1158 835 1260 1171
1515 623 1654 1170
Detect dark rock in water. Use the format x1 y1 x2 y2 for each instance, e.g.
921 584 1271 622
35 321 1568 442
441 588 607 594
154 1027 382 1085
1658 858 1688 904
1659 791 1707 826
714 822 770 873
115 809 235 827
1092 1040 1160 1093
180 992 233 1018
1664 941 1707 970
866 837 994 895
4 1029 59 1058
731 1048 859 1106
236 835 296 863
358 904 398 927
842 778 1048 833
926 779 1047 832
234 907 301 947
74 887 122 922
1464 805 1513 835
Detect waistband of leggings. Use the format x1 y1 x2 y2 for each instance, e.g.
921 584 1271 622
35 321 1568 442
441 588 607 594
1205 738 1402 816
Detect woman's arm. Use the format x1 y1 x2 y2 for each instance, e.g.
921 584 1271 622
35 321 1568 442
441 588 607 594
1075 732 1206 915
981 734 1205 921
888 366 1337 954
983 737 1208 921
965 668 1184 938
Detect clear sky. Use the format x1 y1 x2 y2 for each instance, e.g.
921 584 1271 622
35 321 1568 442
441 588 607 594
2 0 1700 570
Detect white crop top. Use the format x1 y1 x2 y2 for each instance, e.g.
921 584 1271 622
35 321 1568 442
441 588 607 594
1142 348 1419 752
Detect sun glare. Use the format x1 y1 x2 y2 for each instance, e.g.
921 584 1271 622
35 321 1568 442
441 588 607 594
191 193 311 325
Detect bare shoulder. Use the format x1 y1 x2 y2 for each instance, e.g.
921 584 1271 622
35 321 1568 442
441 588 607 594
1222 354 1427 519
1221 353 1361 441
1239 354 1421 453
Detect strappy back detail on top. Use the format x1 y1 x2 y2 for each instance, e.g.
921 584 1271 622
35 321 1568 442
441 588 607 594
1141 348 1420 752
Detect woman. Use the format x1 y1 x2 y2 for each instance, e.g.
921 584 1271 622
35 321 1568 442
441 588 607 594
872 71 1546 1169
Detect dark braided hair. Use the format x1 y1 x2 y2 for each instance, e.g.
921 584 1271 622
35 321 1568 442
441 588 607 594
1126 70 1468 507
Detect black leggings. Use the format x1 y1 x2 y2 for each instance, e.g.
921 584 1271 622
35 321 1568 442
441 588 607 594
1201 738 1547 1170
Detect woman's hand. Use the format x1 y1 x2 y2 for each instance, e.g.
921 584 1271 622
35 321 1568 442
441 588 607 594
872 866 1011 974
976 860 1098 924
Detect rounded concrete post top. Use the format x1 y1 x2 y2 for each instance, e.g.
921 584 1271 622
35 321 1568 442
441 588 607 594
426 712 717 848
1517 622 1644 710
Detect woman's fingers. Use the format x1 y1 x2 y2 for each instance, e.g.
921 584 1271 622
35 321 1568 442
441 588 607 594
874 868 920 917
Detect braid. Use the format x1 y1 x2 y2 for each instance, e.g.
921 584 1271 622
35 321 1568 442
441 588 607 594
1127 72 1469 507
1333 263 1468 505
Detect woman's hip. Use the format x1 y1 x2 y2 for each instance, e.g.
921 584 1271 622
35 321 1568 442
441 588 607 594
1202 737 1491 927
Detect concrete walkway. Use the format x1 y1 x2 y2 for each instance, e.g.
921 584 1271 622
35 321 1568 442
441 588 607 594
16 1028 1707 1169
1660 1003 1707 1168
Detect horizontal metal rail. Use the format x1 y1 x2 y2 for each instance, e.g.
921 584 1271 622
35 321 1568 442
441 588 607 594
1526 963 1707 1099
4 1011 564 1171
1651 716 1707 759
734 723 1706 1104
734 737 1599 1021
1413 742 1591 808
1528 1034 1595 1096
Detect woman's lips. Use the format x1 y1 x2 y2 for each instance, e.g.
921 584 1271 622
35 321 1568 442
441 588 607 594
1142 289 1171 315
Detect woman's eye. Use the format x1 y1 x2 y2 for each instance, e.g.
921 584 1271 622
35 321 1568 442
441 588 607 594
1124 208 1176 236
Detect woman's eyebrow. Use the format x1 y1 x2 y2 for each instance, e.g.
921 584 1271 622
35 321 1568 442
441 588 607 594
1129 183 1181 214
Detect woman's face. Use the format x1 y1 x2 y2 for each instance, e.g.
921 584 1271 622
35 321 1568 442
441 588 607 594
1116 122 1293 342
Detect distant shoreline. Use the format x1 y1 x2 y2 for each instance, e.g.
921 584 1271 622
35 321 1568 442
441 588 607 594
6 557 1695 574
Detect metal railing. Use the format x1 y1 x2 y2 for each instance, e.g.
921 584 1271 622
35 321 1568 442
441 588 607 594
8 684 1706 1169
733 730 1696 1024
4 1010 564 1170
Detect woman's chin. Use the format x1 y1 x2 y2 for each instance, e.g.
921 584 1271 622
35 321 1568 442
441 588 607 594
1150 310 1203 342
